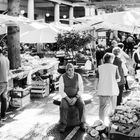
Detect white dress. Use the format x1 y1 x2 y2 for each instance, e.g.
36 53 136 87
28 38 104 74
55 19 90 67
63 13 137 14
97 63 119 96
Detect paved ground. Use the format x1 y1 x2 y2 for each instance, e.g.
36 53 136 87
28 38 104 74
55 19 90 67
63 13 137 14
0 74 134 140
0 76 101 140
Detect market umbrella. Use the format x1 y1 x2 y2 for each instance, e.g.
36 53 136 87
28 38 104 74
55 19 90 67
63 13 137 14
94 21 140 34
49 22 71 32
0 14 48 35
71 18 103 31
0 14 32 25
20 24 59 43
95 10 140 34
20 21 48 34
73 10 140 34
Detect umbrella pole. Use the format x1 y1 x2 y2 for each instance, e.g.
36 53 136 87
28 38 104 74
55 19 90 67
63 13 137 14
132 26 136 34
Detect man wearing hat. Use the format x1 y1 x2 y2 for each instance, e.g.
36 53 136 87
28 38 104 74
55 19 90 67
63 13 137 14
58 63 86 132
0 47 10 122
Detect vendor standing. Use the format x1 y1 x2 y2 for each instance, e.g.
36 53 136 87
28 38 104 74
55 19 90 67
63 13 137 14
59 63 86 132
0 47 10 122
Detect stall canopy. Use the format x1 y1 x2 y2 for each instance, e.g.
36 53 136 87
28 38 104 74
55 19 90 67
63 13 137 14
20 24 59 43
20 22 71 43
0 14 48 35
0 14 64 43
73 10 140 34
49 22 71 32
0 14 32 25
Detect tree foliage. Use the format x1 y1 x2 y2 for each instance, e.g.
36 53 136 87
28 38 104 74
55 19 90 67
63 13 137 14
56 30 93 53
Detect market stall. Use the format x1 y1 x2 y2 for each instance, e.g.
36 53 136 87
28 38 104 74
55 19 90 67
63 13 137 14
73 10 140 34
109 87 140 139
8 53 60 108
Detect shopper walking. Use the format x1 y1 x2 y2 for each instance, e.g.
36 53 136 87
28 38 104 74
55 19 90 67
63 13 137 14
95 44 105 67
126 34 135 57
105 40 118 53
0 47 10 122
113 47 125 106
118 43 130 91
96 53 120 123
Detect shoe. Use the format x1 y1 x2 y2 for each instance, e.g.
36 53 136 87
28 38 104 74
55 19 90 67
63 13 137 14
1 117 7 121
59 124 66 133
80 123 87 132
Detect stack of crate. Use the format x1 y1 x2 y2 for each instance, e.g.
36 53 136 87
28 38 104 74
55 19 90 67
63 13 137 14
10 87 31 108
30 76 50 98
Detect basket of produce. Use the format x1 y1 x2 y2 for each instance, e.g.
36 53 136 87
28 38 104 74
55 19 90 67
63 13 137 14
87 120 108 139
109 103 140 139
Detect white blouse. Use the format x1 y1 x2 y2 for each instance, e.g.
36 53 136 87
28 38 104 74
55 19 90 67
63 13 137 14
97 63 119 96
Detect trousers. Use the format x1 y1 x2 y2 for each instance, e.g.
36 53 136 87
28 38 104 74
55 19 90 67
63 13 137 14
59 97 86 126
99 95 117 123
0 82 8 119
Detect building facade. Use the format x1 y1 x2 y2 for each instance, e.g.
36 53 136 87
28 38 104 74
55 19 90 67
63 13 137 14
0 0 139 25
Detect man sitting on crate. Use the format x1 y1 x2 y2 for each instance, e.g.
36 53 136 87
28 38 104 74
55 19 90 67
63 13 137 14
59 63 86 133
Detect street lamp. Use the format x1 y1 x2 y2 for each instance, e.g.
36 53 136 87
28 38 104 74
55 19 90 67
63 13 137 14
46 13 50 17
63 15 67 19
20 10 25 15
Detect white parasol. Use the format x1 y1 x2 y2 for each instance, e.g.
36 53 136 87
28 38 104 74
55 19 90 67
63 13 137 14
73 10 140 34
20 24 59 43
0 14 48 35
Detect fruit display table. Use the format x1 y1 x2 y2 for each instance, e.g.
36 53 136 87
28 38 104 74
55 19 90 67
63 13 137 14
7 58 60 107
109 87 140 139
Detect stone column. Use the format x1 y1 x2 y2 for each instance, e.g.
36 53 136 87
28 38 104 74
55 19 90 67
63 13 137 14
69 6 74 26
84 6 90 16
54 3 60 23
84 5 95 16
28 0 34 20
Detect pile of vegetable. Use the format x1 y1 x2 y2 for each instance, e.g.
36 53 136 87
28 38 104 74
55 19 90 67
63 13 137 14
87 120 108 139
109 89 140 137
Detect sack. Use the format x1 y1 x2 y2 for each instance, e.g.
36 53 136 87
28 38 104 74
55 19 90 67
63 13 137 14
85 60 92 70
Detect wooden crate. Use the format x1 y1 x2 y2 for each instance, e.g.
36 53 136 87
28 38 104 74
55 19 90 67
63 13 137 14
11 87 31 98
10 94 30 108
30 78 49 98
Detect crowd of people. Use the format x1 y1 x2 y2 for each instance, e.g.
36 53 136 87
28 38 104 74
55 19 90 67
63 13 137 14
95 32 140 124
1 30 140 132
58 32 140 132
